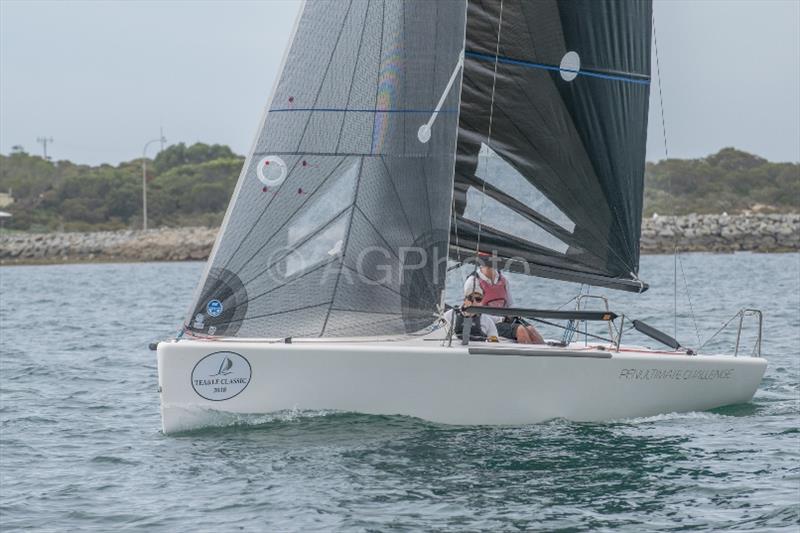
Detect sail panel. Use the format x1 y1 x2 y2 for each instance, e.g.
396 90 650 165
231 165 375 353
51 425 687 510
475 143 575 233
186 0 467 338
462 188 570 253
453 0 652 292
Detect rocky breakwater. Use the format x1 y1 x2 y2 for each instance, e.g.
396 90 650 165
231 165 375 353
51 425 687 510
0 227 218 265
0 214 797 265
640 214 799 253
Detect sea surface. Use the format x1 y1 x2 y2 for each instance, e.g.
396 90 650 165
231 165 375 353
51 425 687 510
1 253 798 531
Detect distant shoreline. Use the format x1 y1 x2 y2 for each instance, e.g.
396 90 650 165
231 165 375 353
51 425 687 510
1 214 797 266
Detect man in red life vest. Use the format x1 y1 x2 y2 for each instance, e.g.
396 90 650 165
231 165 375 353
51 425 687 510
463 264 545 344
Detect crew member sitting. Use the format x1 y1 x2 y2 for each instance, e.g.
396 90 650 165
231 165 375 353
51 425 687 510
464 263 545 344
442 284 498 342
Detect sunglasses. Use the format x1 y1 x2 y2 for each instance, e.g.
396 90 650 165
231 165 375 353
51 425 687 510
466 295 483 303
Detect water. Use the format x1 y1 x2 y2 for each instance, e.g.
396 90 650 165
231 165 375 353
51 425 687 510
1 254 798 531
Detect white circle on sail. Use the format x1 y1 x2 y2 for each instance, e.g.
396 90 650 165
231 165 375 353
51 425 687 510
559 51 580 82
417 124 431 144
257 155 288 187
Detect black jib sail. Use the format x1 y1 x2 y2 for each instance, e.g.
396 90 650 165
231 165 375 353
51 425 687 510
184 0 467 338
451 0 652 292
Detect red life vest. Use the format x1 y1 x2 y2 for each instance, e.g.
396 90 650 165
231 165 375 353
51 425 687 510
472 271 509 308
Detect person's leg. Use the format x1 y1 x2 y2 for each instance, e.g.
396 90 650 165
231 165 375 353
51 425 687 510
525 325 545 344
515 326 534 344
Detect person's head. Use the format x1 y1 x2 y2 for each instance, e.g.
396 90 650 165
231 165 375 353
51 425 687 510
462 282 483 314
477 251 497 278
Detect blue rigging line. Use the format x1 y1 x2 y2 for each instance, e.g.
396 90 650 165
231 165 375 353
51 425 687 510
464 50 651 86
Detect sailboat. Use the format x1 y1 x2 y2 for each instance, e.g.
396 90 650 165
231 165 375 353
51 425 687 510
156 0 766 434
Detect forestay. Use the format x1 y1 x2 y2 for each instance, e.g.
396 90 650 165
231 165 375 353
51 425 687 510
452 0 653 292
185 0 467 338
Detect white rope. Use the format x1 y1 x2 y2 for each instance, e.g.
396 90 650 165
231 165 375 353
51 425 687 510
474 0 504 256
678 255 702 346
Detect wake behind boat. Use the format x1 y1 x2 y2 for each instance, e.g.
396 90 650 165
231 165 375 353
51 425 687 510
156 0 766 434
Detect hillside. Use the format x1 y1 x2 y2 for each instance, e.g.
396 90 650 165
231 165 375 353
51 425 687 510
0 145 796 232
644 148 799 216
0 143 243 231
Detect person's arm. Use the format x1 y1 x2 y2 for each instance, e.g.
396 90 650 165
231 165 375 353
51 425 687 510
463 275 479 296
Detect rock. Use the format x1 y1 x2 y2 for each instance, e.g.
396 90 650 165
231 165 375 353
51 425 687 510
640 214 799 254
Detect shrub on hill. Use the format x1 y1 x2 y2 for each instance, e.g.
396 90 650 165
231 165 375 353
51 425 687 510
644 148 799 216
0 144 243 231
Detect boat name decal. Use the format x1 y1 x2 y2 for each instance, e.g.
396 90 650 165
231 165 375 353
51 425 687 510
191 351 252 401
618 368 734 381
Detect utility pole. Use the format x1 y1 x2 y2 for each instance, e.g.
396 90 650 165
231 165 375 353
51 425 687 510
36 137 54 159
160 126 166 152
142 134 167 231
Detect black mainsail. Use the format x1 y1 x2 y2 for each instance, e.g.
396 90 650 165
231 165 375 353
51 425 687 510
452 0 652 292
185 0 467 338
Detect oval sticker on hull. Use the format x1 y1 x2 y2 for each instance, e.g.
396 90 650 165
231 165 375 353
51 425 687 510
191 351 251 401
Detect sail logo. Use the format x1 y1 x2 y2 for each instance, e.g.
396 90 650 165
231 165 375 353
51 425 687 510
206 299 223 317
191 351 251 401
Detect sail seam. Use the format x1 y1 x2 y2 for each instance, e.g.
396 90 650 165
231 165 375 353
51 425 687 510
321 314 409 336
231 157 348 278
335 1 371 154
242 205 353 288
295 0 356 152
234 302 334 324
368 0 386 156
244 258 338 305
379 157 417 240
219 156 307 273
327 308 402 316
352 204 402 262
420 161 435 240
321 158 365 336
339 263 421 304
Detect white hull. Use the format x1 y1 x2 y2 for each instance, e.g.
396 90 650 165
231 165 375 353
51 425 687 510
157 336 767 434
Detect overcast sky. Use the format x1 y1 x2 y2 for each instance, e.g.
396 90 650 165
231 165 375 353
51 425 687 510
1 0 798 165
